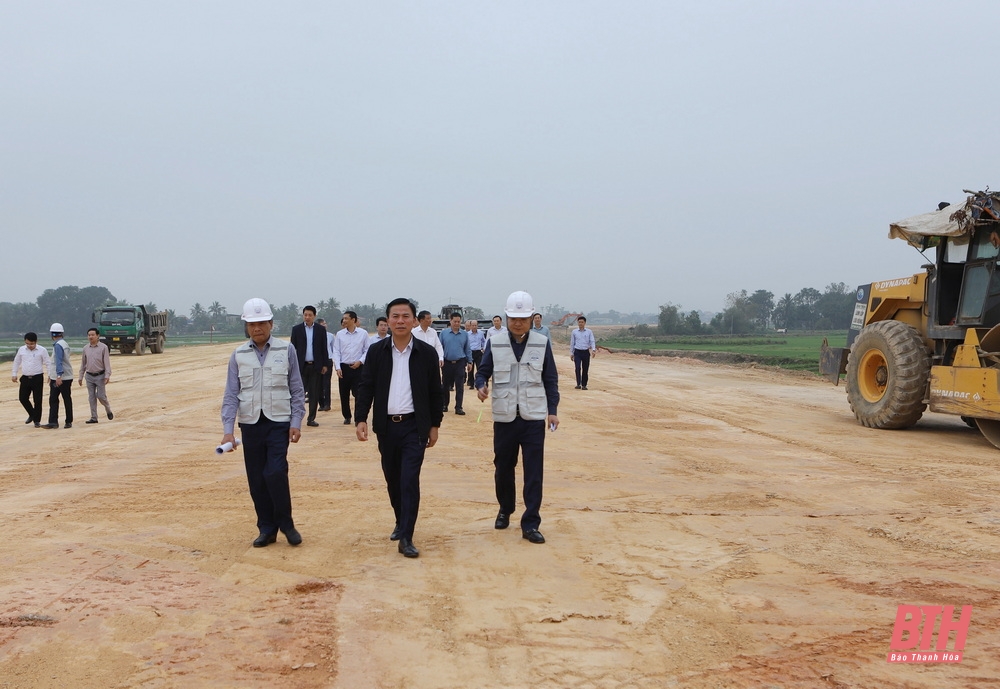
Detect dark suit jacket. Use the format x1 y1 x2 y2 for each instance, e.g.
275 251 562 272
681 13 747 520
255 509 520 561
289 322 331 373
355 336 443 439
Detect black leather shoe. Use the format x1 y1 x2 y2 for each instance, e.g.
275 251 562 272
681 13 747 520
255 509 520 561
307 420 319 427
63 422 72 429
34 422 40 428
86 419 98 424
343 418 352 425
390 524 401 541
494 511 509 529
398 537 419 558
253 532 277 547
582 386 588 390
25 417 32 425
283 527 302 546
442 407 448 413
575 385 582 389
455 409 465 415
522 529 545 544
107 411 114 420
42 423 59 429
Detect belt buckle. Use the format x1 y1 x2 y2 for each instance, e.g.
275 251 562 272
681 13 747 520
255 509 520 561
391 414 403 422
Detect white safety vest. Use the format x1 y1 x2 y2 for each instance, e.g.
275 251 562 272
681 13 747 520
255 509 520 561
48 339 74 379
489 331 548 423
235 339 292 424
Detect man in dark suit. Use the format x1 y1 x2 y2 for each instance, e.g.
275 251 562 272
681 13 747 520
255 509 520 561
289 305 331 427
355 297 444 558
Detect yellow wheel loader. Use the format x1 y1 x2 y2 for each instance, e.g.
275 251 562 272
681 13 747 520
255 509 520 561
820 190 1000 448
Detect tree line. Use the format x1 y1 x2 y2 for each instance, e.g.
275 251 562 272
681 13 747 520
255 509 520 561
654 282 856 336
0 288 491 337
0 284 856 339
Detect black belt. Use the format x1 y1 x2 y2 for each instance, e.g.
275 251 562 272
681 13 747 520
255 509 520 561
86 370 105 376
22 373 41 379
446 359 465 364
304 361 315 366
388 413 415 422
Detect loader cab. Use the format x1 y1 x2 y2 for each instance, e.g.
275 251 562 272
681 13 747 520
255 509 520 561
944 225 1000 328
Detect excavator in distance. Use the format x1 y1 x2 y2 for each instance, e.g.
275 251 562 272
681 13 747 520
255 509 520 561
820 190 1000 449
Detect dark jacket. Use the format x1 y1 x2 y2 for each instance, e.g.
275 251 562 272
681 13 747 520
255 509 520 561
355 336 444 439
289 322 331 373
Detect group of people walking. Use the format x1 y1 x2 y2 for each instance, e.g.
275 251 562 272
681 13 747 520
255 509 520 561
220 291 572 559
11 324 114 429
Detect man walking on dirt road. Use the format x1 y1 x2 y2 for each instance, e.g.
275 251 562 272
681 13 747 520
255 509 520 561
221 298 306 548
570 316 597 390
475 291 559 545
355 298 444 559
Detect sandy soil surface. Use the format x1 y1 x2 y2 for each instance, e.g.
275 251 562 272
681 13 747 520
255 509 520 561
2 344 999 689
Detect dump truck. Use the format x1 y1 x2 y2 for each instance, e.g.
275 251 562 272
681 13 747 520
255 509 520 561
92 304 169 355
820 189 1000 448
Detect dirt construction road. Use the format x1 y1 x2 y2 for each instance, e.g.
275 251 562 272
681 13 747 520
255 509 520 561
1 344 999 688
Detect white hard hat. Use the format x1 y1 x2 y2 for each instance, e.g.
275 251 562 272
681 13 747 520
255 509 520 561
49 323 64 334
241 298 273 322
504 291 534 318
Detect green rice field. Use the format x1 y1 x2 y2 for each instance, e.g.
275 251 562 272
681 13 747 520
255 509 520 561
598 331 848 372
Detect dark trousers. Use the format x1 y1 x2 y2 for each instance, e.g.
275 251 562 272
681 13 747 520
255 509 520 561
573 349 592 387
377 417 426 540
442 360 466 410
301 362 320 421
19 374 44 423
338 364 363 421
48 378 73 425
494 416 545 531
240 416 294 535
320 367 332 409
467 350 483 388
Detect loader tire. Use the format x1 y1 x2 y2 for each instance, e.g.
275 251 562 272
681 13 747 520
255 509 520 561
846 320 930 429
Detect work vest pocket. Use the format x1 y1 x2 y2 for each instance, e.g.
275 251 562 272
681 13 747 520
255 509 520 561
493 364 512 385
523 387 548 419
492 388 515 417
522 361 543 384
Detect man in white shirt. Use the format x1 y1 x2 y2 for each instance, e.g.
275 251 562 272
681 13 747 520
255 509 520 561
333 310 370 425
11 331 50 427
369 316 390 345
355 298 444 558
570 316 598 390
412 310 444 366
485 314 507 340
465 319 486 390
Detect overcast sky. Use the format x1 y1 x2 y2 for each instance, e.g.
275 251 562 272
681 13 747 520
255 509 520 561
3 2 998 318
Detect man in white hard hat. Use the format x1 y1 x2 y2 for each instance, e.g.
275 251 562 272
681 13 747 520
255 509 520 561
42 323 74 429
221 298 307 548
475 291 560 544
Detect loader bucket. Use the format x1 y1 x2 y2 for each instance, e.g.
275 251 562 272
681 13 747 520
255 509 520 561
819 338 849 385
975 420 1000 449
972 323 1000 449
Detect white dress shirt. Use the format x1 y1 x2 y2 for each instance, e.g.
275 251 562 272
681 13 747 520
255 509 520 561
412 325 444 362
388 338 415 414
12 344 50 377
486 326 507 340
333 327 370 370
